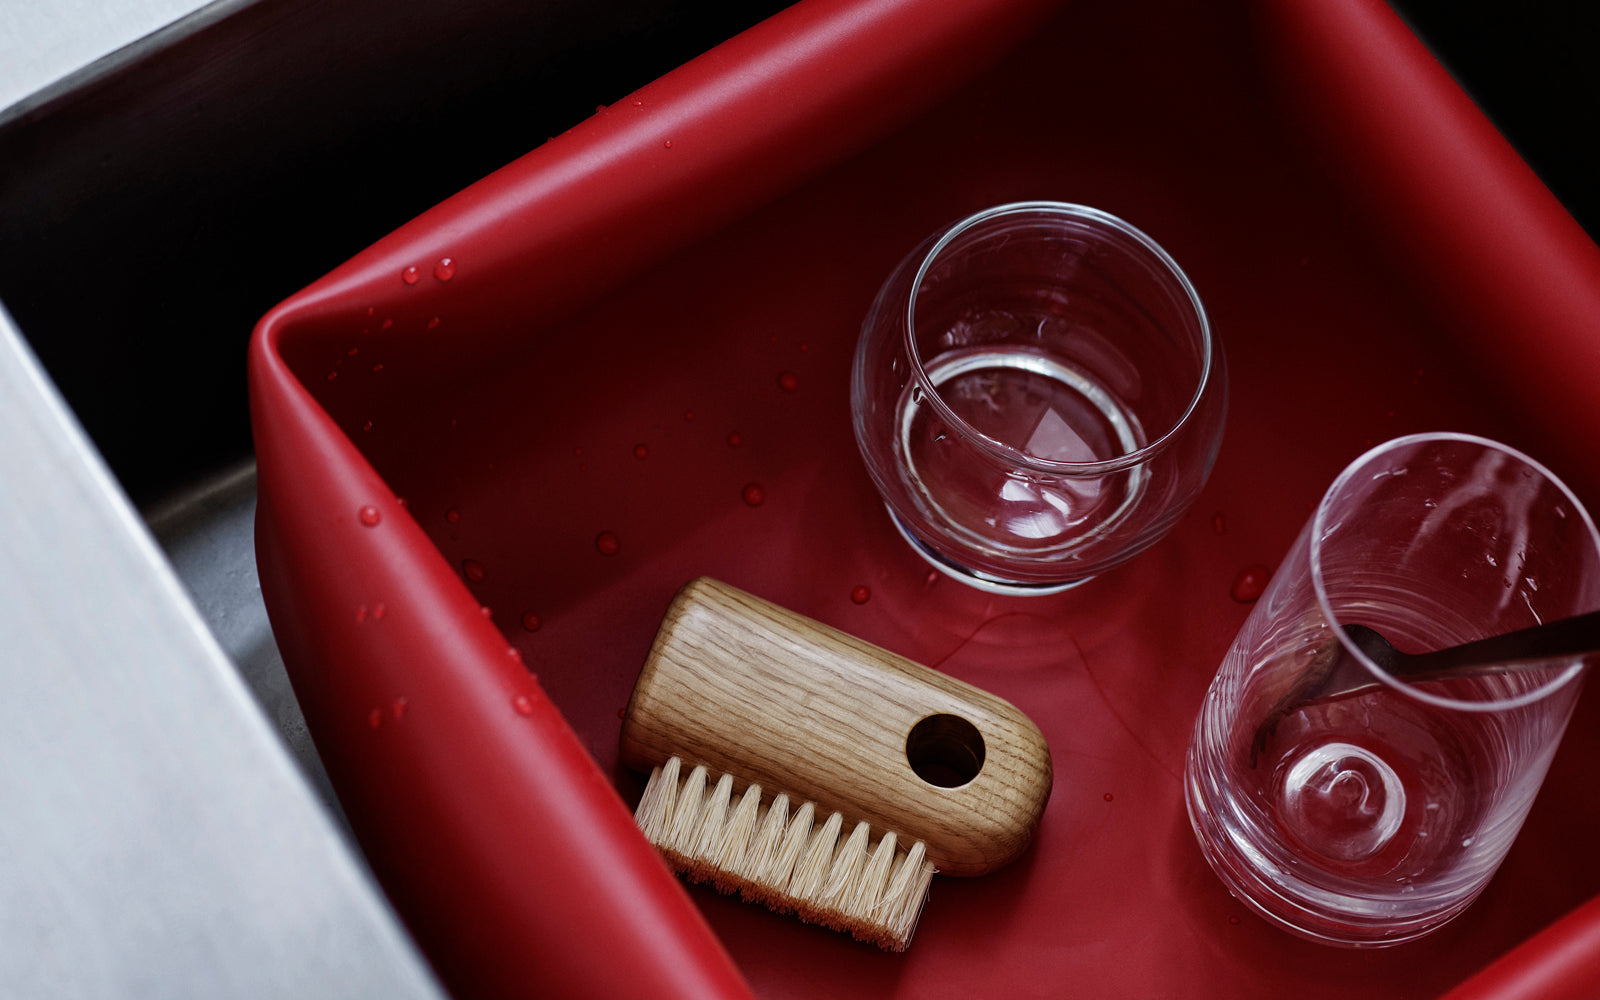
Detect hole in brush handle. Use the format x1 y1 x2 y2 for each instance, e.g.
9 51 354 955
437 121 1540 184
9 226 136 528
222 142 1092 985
906 713 986 788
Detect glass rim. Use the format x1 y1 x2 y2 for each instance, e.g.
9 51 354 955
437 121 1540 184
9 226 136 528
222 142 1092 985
902 200 1216 476
1309 431 1600 712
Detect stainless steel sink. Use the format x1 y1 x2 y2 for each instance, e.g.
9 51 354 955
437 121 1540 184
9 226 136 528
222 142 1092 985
143 461 344 817
0 0 1590 995
0 1 790 995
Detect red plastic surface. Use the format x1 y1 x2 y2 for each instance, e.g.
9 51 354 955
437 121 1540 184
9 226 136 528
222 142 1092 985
247 0 1600 997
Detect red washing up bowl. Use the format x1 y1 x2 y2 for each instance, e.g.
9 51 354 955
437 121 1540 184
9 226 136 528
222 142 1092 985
247 0 1600 996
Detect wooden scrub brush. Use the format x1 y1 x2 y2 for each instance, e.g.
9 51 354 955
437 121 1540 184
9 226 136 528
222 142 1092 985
620 577 1053 951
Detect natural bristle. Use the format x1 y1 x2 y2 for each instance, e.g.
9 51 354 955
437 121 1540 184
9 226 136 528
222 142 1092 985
634 758 937 951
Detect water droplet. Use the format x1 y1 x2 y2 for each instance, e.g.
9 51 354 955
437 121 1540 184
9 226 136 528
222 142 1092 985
434 257 456 281
366 306 376 317
1212 511 1227 535
633 443 650 460
392 697 409 720
445 507 461 524
1231 565 1270 603
513 694 535 716
395 497 407 509
910 384 925 406
727 431 743 447
924 570 940 587
372 363 384 373
850 585 871 604
480 605 493 619
683 409 695 421
507 646 522 663
521 611 542 632
1462 836 1475 847
462 559 486 582
663 139 673 149
355 605 369 623
1103 792 1114 802
777 371 799 392
595 531 621 556
368 708 383 729
347 347 360 358
1228 914 1241 926
326 370 339 382
741 483 766 507
362 419 374 432
427 316 441 329
402 265 421 285
358 505 382 527
372 602 387 620
381 317 394 331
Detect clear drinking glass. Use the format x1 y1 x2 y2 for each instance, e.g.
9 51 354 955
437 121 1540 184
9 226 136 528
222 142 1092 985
851 202 1226 594
1185 433 1600 946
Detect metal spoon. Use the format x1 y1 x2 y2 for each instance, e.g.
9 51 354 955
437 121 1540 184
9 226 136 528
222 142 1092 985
1250 609 1600 767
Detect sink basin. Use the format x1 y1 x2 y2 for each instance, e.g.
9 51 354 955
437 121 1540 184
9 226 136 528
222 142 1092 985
245 0 1600 998
0 1 792 996
3 0 1598 997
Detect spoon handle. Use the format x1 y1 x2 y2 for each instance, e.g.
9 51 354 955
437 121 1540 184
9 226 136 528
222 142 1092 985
1407 608 1600 678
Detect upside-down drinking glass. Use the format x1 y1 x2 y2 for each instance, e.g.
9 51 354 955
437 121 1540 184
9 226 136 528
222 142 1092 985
1186 433 1600 946
851 202 1226 594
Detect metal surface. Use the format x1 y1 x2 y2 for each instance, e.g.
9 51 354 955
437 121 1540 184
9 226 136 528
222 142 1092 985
0 304 440 997
0 0 227 119
144 461 343 823
0 2 796 994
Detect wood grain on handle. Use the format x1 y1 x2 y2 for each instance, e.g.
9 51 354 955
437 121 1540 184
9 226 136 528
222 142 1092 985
620 578 1053 877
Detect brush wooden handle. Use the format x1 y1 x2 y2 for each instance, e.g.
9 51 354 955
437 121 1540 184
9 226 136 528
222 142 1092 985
620 578 1053 877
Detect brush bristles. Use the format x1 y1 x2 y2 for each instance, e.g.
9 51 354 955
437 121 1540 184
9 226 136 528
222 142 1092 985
633 757 937 952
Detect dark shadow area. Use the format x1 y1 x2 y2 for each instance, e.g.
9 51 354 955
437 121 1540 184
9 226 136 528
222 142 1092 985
0 2 1592 507
0 0 792 505
1390 0 1600 239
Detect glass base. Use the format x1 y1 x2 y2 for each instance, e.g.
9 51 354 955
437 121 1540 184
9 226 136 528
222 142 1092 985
887 509 1091 596
1182 747 1475 948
